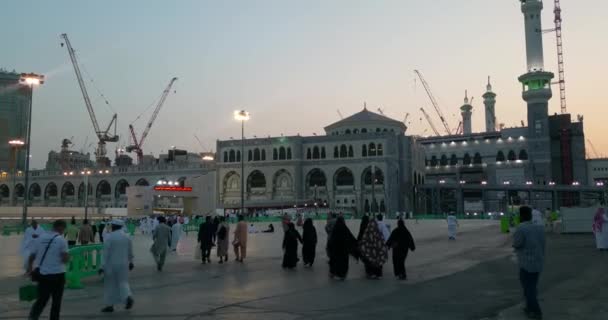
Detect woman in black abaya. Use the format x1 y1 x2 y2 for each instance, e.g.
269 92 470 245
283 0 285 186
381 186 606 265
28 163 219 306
282 222 302 269
327 217 357 280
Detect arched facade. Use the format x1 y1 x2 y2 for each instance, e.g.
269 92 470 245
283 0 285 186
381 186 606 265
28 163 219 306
44 182 58 201
272 169 293 200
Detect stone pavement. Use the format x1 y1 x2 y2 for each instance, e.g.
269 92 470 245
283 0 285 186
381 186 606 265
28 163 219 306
0 220 606 319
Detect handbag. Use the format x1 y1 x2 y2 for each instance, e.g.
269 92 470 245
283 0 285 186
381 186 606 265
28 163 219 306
30 234 59 282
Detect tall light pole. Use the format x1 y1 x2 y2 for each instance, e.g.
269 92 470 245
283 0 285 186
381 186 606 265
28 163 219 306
19 73 44 226
8 139 25 206
79 170 92 220
234 110 249 215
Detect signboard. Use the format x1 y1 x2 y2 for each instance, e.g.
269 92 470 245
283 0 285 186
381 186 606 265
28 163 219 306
153 186 193 192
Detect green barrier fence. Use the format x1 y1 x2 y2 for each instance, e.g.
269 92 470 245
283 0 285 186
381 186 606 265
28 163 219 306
2 225 24 236
66 244 103 289
126 223 136 236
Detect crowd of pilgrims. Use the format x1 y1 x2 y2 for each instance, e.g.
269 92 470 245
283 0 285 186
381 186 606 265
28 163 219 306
193 212 417 281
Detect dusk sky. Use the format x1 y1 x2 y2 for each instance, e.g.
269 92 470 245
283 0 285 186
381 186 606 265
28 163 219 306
2 0 607 169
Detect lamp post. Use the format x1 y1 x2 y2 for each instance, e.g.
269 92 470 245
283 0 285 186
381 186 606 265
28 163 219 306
8 139 25 206
234 110 249 216
19 73 44 226
80 170 92 220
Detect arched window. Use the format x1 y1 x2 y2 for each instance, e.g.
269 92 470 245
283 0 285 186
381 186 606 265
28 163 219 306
463 153 472 165
223 151 228 163
345 129 351 135
236 150 241 162
261 149 266 161
313 146 320 159
450 154 458 165
519 150 528 160
369 143 377 156
279 147 286 160
248 150 253 161
229 150 235 162
376 128 381 132
287 147 292 159
496 151 506 162
334 146 339 158
361 128 368 133
306 148 312 160
307 169 327 187
335 168 354 186
377 143 383 156
273 148 278 160
431 156 438 167
248 171 266 189
340 145 348 158
321 147 326 159
474 153 482 164
440 155 448 166
508 150 517 161
362 144 367 157
353 129 359 134
383 128 388 132
254 148 261 161
348 145 354 158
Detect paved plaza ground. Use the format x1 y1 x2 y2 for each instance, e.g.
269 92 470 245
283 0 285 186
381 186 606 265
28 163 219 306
0 219 606 319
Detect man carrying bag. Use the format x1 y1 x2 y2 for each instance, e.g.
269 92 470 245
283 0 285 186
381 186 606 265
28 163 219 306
27 220 69 320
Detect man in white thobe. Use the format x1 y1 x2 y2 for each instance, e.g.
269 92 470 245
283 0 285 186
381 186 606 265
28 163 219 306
100 220 134 313
447 213 458 240
532 208 544 226
21 220 46 271
170 221 182 251
376 214 391 242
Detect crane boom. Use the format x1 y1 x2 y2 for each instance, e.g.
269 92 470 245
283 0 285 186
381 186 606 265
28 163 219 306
420 107 440 136
587 139 600 158
414 70 452 135
554 0 567 114
60 33 100 134
139 77 178 147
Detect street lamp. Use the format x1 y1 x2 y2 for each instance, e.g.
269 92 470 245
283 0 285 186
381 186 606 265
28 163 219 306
234 110 249 215
19 73 44 226
8 139 25 206
78 170 92 220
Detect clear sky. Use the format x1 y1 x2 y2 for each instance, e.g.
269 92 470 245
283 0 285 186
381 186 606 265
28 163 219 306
2 0 607 168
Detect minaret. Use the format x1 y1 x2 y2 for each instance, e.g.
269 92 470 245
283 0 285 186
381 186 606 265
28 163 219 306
483 77 496 132
518 0 554 182
460 91 473 135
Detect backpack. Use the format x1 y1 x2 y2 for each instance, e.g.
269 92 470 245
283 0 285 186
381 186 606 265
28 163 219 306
218 226 227 240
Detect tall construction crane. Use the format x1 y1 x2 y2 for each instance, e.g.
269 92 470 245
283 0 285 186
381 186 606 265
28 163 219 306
60 33 119 167
420 107 440 136
414 70 452 135
553 0 567 114
127 77 178 164
586 139 600 159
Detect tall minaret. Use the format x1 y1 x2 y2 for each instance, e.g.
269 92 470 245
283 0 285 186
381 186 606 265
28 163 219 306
483 77 496 132
517 0 554 183
460 91 473 135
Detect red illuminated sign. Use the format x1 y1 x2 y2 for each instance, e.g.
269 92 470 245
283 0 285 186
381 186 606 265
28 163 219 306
153 186 193 192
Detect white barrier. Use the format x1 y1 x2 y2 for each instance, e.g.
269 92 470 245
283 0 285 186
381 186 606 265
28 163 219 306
561 206 598 233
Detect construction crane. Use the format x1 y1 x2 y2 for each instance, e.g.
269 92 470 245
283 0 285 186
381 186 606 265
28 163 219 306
127 77 178 164
60 33 119 167
336 109 344 119
587 139 600 159
420 107 440 136
455 121 463 135
414 70 452 135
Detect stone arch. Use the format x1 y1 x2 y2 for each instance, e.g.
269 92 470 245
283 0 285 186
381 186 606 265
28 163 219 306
273 169 292 190
287 147 292 159
321 147 326 159
306 168 327 187
313 146 320 159
0 184 9 199
496 151 506 162
247 170 266 189
450 154 458 165
223 151 228 162
334 167 354 187
362 144 367 157
463 153 472 165
377 143 383 156
279 147 286 160
96 180 111 197
508 150 517 161
236 150 241 162
229 150 236 162
362 166 384 186
369 143 377 156
273 148 278 160
14 184 25 199
519 149 529 160
353 129 359 134
254 148 261 161
44 182 58 201
440 155 448 166
306 148 311 159
248 150 253 161
61 182 75 200
345 129 351 134
135 178 149 186
474 152 482 164
333 146 339 158
78 182 92 205
261 149 266 161
115 179 129 199
339 145 348 158
430 155 438 166
348 145 354 158
29 183 42 199
223 171 241 193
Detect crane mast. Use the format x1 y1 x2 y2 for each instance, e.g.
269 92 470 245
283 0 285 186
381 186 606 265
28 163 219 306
420 107 440 136
127 77 178 164
554 0 567 114
414 70 452 135
60 33 118 167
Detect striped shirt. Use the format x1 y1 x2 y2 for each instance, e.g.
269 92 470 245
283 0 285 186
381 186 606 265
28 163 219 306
513 221 546 273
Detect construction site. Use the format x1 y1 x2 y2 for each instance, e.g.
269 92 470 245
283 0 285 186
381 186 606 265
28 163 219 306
0 0 606 217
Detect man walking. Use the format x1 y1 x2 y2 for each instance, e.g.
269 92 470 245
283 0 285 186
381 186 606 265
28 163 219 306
151 216 171 271
198 216 215 264
100 220 134 313
28 220 69 320
78 219 95 245
513 206 546 319
233 215 248 263
65 218 79 247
